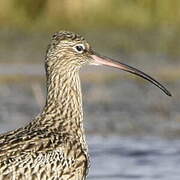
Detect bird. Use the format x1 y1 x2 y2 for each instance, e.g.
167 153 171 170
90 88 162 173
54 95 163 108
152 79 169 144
0 31 171 180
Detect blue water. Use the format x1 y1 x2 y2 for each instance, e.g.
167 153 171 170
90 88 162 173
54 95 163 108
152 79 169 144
88 136 180 180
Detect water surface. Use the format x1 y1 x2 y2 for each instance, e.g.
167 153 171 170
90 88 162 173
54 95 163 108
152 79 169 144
88 136 180 180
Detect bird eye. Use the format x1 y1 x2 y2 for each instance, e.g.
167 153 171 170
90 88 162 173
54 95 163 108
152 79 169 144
74 44 85 53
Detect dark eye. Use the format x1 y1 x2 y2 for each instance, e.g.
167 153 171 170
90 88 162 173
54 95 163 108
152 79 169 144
74 44 85 53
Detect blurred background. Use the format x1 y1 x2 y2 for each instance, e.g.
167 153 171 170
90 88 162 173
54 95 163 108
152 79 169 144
0 0 180 179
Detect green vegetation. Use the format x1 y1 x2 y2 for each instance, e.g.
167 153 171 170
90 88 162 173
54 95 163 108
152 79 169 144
0 0 180 30
0 0 180 56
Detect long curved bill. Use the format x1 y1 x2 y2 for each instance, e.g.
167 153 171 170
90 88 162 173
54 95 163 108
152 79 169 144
90 52 171 96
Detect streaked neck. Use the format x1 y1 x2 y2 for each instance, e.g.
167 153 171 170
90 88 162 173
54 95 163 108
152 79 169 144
39 67 85 139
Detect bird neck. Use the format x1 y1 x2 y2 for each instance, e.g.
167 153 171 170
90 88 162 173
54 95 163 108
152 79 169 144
38 67 86 141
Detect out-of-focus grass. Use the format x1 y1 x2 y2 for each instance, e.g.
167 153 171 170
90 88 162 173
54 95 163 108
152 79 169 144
0 66 179 84
1 0 180 29
0 0 180 57
0 75 44 84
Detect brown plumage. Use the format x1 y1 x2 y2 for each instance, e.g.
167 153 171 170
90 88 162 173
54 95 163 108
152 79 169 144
0 31 171 180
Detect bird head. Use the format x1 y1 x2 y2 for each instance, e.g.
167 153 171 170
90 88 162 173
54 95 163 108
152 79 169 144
45 31 171 96
45 31 93 70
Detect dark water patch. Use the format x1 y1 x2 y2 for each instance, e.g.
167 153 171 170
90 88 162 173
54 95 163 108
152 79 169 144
88 136 180 180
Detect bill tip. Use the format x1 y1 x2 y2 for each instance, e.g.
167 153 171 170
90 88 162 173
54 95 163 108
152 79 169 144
166 91 172 97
